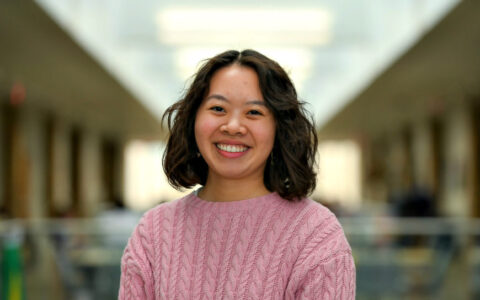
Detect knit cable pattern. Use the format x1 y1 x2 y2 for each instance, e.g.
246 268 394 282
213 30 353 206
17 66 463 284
119 193 355 299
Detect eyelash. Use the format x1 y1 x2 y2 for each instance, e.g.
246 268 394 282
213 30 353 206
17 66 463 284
209 106 225 113
208 106 264 116
248 110 263 116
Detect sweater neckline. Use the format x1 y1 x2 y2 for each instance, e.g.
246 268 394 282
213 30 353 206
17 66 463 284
186 190 282 214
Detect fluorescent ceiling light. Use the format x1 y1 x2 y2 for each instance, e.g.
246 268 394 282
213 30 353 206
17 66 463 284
156 8 332 46
174 47 313 93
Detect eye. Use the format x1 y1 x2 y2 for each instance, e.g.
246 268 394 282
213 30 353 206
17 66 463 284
209 106 225 113
248 109 263 116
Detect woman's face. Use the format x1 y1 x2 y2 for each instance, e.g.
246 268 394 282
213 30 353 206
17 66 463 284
194 64 275 184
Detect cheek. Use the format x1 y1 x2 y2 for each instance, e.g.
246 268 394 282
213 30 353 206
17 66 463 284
256 122 276 149
194 115 216 148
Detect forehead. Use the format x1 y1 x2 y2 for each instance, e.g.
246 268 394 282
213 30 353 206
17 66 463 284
208 65 262 97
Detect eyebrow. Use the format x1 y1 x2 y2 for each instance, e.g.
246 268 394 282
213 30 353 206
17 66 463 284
205 94 266 106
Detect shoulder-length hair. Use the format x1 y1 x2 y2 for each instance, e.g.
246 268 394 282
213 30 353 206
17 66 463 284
162 49 318 201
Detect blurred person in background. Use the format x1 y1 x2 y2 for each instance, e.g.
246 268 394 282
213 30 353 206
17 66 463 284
119 49 355 299
390 186 437 247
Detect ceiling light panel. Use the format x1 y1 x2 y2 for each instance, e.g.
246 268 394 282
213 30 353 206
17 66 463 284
156 7 333 46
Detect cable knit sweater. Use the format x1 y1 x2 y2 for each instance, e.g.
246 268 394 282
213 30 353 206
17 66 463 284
119 192 355 299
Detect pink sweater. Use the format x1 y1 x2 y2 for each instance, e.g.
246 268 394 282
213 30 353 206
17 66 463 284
119 192 355 299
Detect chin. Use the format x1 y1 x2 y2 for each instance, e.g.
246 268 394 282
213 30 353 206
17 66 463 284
210 167 250 180
217 172 248 180
212 166 267 182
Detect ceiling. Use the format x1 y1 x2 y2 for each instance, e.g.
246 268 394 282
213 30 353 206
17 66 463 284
29 0 460 130
0 0 162 140
318 0 480 140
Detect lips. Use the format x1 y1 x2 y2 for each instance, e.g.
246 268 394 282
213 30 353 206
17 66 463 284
215 143 249 153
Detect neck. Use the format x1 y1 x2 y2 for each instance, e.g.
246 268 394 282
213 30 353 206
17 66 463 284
199 174 271 202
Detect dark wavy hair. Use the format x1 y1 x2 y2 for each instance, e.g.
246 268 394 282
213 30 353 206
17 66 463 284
162 49 318 201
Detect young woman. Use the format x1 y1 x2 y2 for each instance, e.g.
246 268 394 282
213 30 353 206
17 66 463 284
119 50 355 299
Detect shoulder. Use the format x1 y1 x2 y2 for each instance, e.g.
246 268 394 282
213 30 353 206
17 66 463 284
141 193 192 222
294 198 352 262
289 198 341 235
300 198 337 223
128 193 193 242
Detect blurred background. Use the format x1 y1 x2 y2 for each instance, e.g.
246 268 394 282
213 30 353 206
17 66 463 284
1 0 479 299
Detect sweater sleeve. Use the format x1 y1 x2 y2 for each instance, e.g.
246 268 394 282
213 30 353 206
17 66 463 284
118 212 155 300
286 217 356 300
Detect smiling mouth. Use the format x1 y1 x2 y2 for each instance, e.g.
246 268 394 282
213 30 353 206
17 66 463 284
215 143 249 153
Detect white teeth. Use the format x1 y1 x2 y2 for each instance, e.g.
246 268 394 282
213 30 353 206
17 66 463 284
216 143 248 153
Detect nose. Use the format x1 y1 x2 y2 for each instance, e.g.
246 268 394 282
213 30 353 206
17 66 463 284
221 115 247 136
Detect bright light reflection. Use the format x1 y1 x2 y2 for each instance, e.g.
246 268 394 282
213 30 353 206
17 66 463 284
314 141 361 209
125 141 189 210
156 8 332 46
175 47 313 92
